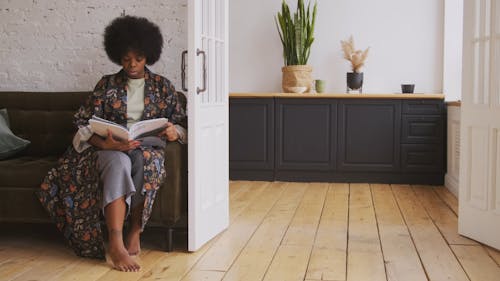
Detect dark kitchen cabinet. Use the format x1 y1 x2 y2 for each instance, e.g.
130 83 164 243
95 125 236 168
273 98 337 181
401 100 445 174
229 96 445 184
229 98 274 180
337 99 401 172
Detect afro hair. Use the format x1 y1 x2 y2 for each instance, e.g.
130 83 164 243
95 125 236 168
104 15 163 65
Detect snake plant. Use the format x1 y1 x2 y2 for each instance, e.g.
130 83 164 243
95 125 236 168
275 0 317 66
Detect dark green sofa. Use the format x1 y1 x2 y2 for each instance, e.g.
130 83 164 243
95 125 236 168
0 91 187 251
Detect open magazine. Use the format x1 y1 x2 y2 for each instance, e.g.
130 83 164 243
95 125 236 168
88 115 168 140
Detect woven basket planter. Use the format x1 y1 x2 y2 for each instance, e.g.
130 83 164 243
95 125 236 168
282 65 313 93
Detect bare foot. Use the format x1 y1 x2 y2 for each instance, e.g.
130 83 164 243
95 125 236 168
109 246 141 272
125 230 141 256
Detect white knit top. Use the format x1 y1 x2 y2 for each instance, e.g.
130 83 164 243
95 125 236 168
126 78 145 128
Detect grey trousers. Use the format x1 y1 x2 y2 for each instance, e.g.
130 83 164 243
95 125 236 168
96 136 165 216
97 149 145 216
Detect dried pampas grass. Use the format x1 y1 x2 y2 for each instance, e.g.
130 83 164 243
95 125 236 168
341 36 369 73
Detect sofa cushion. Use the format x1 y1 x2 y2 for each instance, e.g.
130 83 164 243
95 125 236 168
0 108 8 126
0 109 31 159
0 92 90 157
0 156 57 188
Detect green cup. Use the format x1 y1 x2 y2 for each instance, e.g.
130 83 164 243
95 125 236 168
315 79 325 93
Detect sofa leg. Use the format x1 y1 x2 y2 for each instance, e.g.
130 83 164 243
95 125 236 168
166 228 174 252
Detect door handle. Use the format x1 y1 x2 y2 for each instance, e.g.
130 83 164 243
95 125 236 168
181 50 188 91
197 48 207 94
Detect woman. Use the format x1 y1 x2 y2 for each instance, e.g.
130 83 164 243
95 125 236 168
37 15 187 272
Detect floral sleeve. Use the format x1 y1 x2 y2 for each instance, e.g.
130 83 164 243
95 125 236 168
163 78 187 129
73 76 108 128
171 92 187 129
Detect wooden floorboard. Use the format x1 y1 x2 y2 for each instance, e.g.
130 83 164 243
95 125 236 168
371 184 427 281
262 245 311 281
228 181 269 223
282 183 328 246
485 246 500 266
305 183 349 281
451 245 500 281
392 184 469 281
181 270 225 281
222 182 306 281
1 181 500 281
433 186 459 216
0 239 55 280
53 258 111 281
346 183 386 281
412 185 477 245
195 181 284 271
136 244 213 281
10 246 79 281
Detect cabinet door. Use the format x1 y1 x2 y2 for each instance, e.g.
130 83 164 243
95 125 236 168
229 98 274 174
275 99 337 171
338 99 401 171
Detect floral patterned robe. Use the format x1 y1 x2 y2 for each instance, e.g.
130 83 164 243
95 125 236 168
37 68 187 259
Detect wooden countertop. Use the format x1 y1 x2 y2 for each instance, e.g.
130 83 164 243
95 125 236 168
446 101 461 107
230 93 445 99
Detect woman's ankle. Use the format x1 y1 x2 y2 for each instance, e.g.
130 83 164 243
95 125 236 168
108 228 125 247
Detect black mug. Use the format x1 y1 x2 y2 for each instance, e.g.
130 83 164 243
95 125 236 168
401 84 415 93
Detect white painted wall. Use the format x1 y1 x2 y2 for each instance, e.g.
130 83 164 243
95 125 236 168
443 0 463 101
230 0 444 94
443 0 462 196
0 0 186 91
1 1 450 95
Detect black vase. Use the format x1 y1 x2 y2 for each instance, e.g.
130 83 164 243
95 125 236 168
346 72 363 93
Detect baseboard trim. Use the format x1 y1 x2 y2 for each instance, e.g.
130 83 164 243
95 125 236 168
444 173 459 197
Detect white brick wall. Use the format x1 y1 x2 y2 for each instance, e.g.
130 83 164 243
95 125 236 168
0 0 187 91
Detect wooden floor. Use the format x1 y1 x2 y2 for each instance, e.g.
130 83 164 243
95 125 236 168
1 181 500 281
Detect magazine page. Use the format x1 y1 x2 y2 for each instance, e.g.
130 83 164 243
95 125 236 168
88 118 130 140
130 118 168 139
91 115 118 125
88 116 169 140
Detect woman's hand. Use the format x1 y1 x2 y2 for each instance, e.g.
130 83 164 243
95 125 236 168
158 122 179 142
89 130 141 151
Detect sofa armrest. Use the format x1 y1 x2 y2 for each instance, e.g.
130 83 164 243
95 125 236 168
149 141 188 227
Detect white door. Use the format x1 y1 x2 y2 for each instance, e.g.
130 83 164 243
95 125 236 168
459 0 500 249
187 0 229 251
